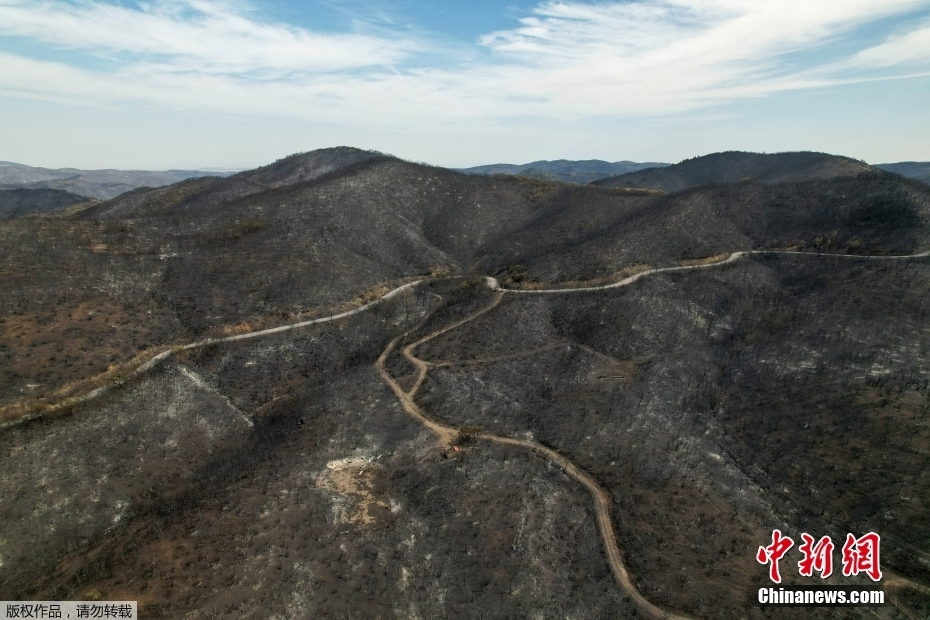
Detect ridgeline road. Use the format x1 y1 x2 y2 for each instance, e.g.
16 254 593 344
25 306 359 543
0 279 424 429
488 249 930 294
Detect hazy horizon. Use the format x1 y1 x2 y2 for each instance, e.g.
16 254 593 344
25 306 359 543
1 147 927 175
2 0 929 169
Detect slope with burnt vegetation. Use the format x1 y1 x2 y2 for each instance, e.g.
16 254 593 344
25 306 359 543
1 147 929 619
0 188 91 218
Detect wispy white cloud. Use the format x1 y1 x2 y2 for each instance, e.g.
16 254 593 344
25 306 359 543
0 0 928 124
842 22 930 68
472 0 930 113
0 0 415 74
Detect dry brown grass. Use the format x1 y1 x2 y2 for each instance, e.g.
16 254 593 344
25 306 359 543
0 300 180 407
605 186 665 196
508 176 562 204
0 344 173 426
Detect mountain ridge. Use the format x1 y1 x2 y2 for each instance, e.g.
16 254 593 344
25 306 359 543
876 161 930 185
0 188 91 218
459 159 670 184
0 161 234 200
592 150 874 192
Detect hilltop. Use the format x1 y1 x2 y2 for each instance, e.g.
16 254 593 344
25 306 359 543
593 151 873 192
0 188 91 218
460 159 669 184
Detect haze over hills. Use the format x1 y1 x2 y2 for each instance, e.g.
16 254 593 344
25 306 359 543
0 161 233 200
2 152 925 212
1 146 929 619
876 161 930 185
459 159 670 184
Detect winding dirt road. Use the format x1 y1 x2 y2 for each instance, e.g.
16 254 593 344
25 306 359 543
379 248 930 619
378 292 693 620
376 293 504 446
9 248 930 617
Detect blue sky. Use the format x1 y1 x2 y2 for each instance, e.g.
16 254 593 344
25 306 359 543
1 0 929 169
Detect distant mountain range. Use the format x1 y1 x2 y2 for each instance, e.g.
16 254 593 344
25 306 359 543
592 151 875 191
459 159 670 184
0 161 233 200
461 155 930 188
2 153 927 212
876 162 930 185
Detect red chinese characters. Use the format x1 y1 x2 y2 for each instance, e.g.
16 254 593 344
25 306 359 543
758 530 882 583
757 529 795 583
841 532 882 582
798 533 834 578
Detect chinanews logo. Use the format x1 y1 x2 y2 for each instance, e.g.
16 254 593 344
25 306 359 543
752 530 886 607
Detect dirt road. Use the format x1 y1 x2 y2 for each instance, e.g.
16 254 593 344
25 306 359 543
381 292 693 620
19 248 927 425
491 249 930 294
381 248 930 619
2 279 425 429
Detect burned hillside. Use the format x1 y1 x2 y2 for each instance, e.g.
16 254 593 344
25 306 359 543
1 147 929 619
